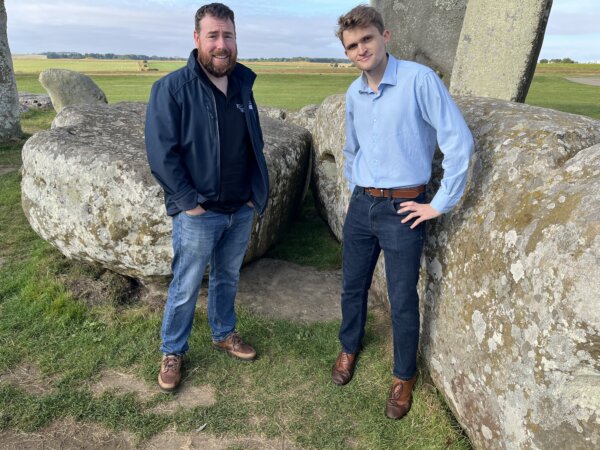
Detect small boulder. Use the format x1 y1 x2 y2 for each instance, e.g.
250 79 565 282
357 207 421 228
39 68 107 113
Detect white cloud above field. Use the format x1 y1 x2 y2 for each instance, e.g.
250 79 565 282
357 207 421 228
5 0 600 61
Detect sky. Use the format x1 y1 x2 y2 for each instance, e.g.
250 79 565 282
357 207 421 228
4 0 600 62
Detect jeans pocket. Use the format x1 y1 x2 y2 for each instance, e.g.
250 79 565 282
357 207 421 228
389 198 410 216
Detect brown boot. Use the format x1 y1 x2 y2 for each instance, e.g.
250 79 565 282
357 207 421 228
158 354 183 393
212 332 257 361
385 376 416 419
331 351 358 385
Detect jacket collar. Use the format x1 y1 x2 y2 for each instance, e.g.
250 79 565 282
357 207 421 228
358 53 398 94
187 49 256 87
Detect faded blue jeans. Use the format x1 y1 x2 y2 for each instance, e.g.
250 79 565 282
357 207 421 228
339 187 425 380
160 205 254 355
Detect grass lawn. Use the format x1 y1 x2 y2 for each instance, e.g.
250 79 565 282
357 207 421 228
2 60 471 448
526 63 600 120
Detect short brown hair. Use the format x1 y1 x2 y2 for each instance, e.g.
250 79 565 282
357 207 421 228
335 5 385 42
195 3 235 32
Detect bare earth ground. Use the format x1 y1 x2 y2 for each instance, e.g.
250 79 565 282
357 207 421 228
565 77 600 86
0 259 340 449
0 166 19 177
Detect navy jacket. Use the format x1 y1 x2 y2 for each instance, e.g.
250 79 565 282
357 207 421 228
145 50 270 216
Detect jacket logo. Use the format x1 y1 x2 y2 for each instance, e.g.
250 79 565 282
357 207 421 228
236 103 245 113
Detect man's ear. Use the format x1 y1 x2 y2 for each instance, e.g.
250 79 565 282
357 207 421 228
383 29 391 45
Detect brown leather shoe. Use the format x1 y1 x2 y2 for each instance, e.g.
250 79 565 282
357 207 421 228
158 354 182 393
212 332 256 361
331 351 358 385
385 376 416 419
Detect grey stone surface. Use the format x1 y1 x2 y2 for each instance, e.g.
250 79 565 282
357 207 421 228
19 92 53 113
38 68 108 113
449 0 553 102
0 0 21 142
292 93 600 447
421 97 600 449
259 104 318 131
21 102 311 281
372 0 468 85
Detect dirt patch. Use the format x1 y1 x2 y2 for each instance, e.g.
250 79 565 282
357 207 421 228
90 369 216 412
0 417 136 450
61 269 140 308
144 430 296 449
91 369 157 402
149 383 217 414
236 258 341 323
0 165 19 177
0 363 55 396
565 77 600 87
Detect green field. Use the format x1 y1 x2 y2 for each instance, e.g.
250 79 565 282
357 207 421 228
13 58 600 117
13 58 358 109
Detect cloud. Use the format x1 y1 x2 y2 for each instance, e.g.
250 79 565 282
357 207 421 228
5 0 351 58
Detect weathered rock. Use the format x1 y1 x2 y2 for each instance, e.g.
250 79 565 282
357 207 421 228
21 102 311 281
307 95 348 240
372 0 468 85
449 0 553 102
422 97 600 449
38 68 108 113
305 93 600 448
19 92 53 113
0 0 21 142
259 104 318 131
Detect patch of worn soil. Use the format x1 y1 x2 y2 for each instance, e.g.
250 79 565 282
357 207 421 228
144 430 296 449
235 258 341 323
0 165 19 177
0 421 297 450
0 363 55 396
90 369 217 412
0 417 136 450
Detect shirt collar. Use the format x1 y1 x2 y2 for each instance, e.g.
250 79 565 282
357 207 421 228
358 54 398 94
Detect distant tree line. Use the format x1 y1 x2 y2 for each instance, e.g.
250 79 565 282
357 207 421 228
538 57 577 64
44 52 183 61
240 57 350 64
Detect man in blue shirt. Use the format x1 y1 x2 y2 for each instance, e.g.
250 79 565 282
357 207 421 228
331 5 473 420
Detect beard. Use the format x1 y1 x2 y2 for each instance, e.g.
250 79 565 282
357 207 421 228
197 48 237 78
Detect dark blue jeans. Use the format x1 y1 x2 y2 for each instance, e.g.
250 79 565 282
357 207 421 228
339 187 425 380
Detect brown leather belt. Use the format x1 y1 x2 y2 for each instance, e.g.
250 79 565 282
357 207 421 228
363 185 425 199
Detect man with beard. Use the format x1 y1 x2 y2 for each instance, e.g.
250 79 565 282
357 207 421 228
145 2 269 392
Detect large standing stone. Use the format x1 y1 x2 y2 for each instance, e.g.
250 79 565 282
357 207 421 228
39 68 108 113
0 0 21 142
372 0 468 85
449 0 553 102
21 102 311 282
292 93 600 447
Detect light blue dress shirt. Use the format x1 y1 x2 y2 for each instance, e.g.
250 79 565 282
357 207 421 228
343 55 474 213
